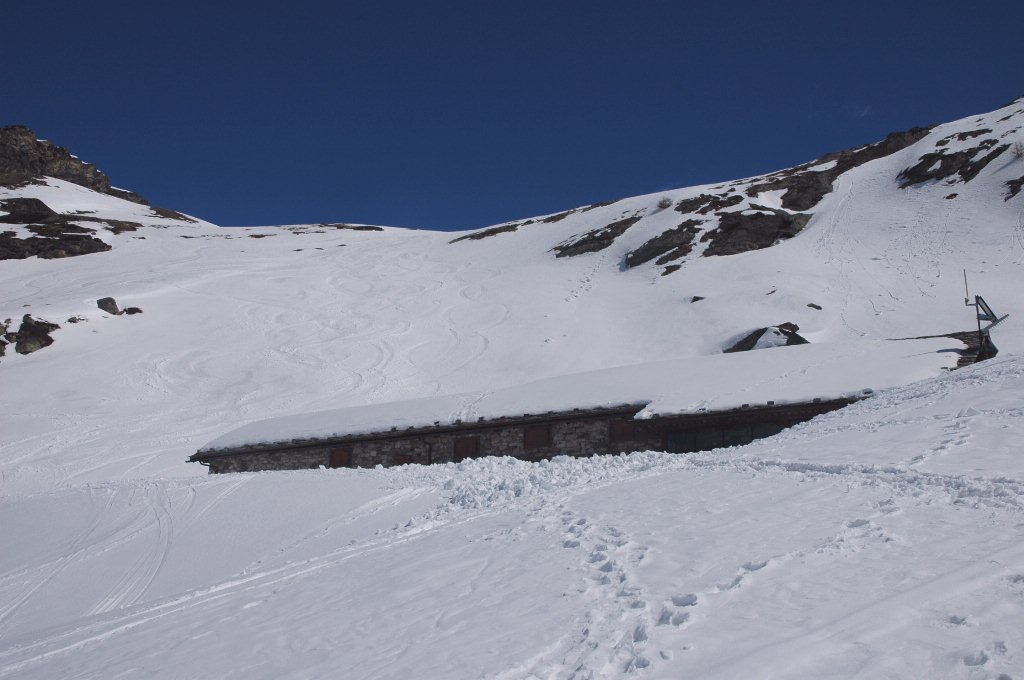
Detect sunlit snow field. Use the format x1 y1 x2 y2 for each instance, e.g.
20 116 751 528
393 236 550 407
1 102 1023 678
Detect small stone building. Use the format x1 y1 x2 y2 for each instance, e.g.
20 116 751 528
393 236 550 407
190 398 854 473
190 337 964 474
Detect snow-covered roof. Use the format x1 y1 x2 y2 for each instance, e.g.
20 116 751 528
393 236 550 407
200 338 958 452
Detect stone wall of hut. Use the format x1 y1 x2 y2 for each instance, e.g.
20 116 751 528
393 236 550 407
196 399 856 474
205 414 658 474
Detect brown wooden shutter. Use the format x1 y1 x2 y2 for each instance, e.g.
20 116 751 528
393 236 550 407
329 448 353 468
453 436 480 461
609 419 636 442
523 425 551 449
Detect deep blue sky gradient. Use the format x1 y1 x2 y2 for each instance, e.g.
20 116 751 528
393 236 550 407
4 0 1021 230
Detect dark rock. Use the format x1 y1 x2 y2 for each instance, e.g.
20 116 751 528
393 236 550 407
450 223 520 243
747 126 933 211
945 193 958 199
248 234 274 238
89 218 142 234
149 206 197 223
955 128 992 142
97 297 121 315
0 125 148 204
0 198 143 261
123 307 143 315
1006 176 1024 200
26 223 95 237
690 296 704 302
723 322 809 353
66 316 85 323
552 214 644 258
539 200 618 225
0 338 5 358
14 315 59 355
541 208 578 224
0 230 112 260
701 210 811 257
0 197 59 224
807 303 823 310
319 223 384 232
898 141 1009 187
661 264 681 276
580 199 618 213
674 193 743 215
624 220 702 268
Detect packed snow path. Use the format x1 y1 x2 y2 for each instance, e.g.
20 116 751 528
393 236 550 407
1 356 1023 679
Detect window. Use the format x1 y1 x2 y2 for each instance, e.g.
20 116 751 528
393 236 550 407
392 454 413 466
453 436 480 461
523 425 551 449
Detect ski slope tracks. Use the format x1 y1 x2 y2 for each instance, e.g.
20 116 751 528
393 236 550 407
0 100 1023 678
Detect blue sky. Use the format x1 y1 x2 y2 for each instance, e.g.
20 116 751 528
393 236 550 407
4 0 1021 230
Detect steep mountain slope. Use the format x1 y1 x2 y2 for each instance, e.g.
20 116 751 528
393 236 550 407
0 100 1023 679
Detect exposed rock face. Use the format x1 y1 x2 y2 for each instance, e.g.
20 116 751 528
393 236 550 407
898 140 1009 187
674 193 742 215
319 223 384 232
0 125 146 204
1007 176 1024 200
700 210 811 257
0 125 196 222
0 197 114 260
123 307 143 315
14 315 59 355
0 197 59 224
552 214 644 258
624 220 702 268
746 126 934 211
450 223 520 243
723 322 809 353
0 228 112 260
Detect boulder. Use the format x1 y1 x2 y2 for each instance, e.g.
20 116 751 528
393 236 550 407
97 297 121 315
14 315 59 355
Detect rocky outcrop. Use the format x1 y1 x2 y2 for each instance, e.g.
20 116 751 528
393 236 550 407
0 125 146 203
450 223 520 243
700 209 811 257
13 315 59 355
624 220 702 268
674 193 742 215
723 322 808 353
0 125 196 222
552 214 644 258
0 198 114 260
1 228 111 260
319 223 384 232
898 140 1009 187
0 197 59 224
746 126 934 211
1004 175 1024 200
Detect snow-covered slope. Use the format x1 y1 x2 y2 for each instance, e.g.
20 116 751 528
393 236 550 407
1 100 1023 678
